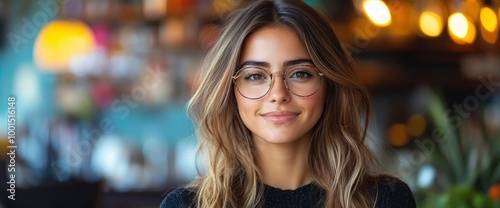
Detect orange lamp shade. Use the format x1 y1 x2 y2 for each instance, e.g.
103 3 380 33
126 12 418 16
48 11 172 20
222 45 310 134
34 20 95 72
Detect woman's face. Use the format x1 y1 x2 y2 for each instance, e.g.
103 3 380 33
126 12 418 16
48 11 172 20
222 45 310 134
235 26 326 145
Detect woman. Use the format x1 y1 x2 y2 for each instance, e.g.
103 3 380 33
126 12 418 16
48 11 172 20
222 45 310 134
161 0 416 207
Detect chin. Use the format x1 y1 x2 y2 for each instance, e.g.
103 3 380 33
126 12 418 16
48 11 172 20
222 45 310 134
255 132 307 144
262 138 296 144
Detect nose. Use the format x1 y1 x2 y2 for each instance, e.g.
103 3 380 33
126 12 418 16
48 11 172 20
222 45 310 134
267 72 291 103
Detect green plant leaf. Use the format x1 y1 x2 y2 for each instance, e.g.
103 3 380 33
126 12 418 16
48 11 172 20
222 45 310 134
428 90 465 183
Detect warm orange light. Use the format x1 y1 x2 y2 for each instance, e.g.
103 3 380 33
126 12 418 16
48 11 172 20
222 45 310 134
407 114 427 137
464 0 481 22
449 13 469 38
480 7 498 44
481 26 498 44
34 20 95 72
386 1 414 39
480 7 498 32
419 11 443 37
362 0 392 27
448 13 476 44
388 124 410 147
489 183 500 201
463 18 477 44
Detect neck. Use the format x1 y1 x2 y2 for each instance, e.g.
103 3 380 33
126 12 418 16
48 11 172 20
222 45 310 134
254 134 313 190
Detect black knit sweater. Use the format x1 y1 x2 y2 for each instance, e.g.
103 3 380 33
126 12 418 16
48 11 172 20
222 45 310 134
160 175 416 208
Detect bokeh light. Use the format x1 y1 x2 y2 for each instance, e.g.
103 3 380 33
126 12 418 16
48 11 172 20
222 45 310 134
448 13 469 38
34 20 95 72
419 11 444 37
388 123 410 147
480 7 498 32
407 114 427 137
448 13 476 44
362 0 392 27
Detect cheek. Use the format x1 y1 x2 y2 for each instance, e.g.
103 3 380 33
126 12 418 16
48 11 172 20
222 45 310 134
235 93 253 122
235 92 243 113
309 100 324 119
309 87 327 118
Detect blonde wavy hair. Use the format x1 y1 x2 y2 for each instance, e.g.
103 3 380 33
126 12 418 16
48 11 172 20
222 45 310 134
187 0 378 207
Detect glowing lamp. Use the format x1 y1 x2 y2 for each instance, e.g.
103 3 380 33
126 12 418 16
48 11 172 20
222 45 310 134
479 7 498 44
419 11 443 37
448 13 468 38
462 19 477 44
480 7 497 33
362 0 392 27
387 123 410 147
407 114 427 137
34 20 95 72
448 13 476 44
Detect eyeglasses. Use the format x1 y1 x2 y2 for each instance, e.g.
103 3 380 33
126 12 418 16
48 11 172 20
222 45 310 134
232 64 324 100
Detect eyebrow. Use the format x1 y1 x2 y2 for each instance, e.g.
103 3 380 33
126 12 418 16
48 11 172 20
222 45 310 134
239 58 313 68
239 61 270 68
284 59 313 66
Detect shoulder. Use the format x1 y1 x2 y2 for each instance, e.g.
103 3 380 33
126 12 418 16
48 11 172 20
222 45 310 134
160 187 196 208
371 175 417 208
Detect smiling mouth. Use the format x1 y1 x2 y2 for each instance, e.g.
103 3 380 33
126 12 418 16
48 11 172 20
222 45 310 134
261 112 299 124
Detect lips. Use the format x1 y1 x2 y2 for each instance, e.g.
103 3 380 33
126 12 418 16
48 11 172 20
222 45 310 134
260 111 299 124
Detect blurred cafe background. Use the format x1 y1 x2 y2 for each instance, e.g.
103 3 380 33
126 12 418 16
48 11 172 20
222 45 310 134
0 0 499 207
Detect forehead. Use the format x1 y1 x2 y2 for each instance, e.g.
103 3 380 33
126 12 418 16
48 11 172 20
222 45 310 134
240 26 310 65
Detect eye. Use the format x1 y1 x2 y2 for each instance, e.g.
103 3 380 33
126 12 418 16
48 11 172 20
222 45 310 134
242 70 268 82
245 73 266 81
290 71 312 79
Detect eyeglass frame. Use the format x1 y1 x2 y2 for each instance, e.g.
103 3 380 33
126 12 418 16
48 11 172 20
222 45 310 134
232 65 325 100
